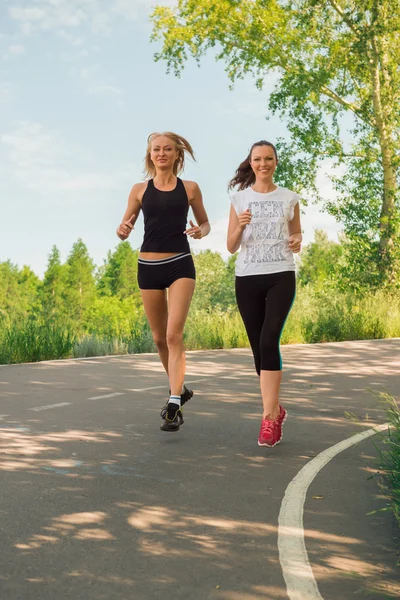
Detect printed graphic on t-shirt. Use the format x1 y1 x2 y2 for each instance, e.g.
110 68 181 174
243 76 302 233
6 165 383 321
248 200 284 219
230 186 297 276
243 199 286 264
244 241 287 264
246 221 285 242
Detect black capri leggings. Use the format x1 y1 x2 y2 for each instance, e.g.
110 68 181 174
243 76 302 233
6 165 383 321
235 271 296 374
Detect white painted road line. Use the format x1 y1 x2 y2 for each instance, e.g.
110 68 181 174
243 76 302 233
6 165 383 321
29 402 72 412
278 422 389 600
88 392 125 400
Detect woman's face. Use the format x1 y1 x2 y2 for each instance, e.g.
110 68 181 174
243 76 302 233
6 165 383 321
150 136 178 171
250 145 277 179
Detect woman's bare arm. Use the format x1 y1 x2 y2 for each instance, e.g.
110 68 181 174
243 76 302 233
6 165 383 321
288 202 302 253
184 181 210 239
227 205 251 254
116 183 145 240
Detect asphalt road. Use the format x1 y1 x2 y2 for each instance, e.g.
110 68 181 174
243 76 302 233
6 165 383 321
0 340 399 599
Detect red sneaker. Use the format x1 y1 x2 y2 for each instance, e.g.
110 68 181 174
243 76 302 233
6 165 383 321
258 416 280 447
278 405 288 428
275 405 288 445
258 406 287 447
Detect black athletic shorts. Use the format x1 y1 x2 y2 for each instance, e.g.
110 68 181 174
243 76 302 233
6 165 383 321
137 252 196 290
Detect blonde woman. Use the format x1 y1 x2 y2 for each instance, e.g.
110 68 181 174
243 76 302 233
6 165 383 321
117 132 210 432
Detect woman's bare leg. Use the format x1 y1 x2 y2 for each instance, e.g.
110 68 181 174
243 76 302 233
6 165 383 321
140 289 169 373
166 278 195 396
260 371 281 419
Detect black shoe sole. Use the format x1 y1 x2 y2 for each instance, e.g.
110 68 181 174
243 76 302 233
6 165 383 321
160 421 180 432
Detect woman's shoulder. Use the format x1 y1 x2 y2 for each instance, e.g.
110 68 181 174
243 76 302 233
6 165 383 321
181 179 201 202
128 181 149 203
276 185 300 199
181 179 200 192
131 180 149 191
229 187 248 200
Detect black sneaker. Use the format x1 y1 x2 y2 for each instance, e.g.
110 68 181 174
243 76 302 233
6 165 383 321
160 385 193 420
160 403 183 432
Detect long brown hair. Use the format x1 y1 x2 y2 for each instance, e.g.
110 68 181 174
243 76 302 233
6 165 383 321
144 132 195 178
228 141 278 191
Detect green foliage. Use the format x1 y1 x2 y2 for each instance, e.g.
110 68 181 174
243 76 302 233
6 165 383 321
285 284 399 344
0 260 40 321
297 229 343 286
376 394 400 528
83 296 143 338
192 250 236 311
97 242 141 301
185 307 248 350
39 246 68 318
0 317 75 364
1 238 400 364
63 239 96 326
151 0 400 286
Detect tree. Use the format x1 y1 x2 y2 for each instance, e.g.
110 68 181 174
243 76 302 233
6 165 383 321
0 261 40 321
151 0 400 285
97 242 140 302
192 250 236 311
63 239 96 324
297 229 343 286
39 246 67 318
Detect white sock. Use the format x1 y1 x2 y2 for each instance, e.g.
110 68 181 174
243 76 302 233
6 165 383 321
168 395 181 407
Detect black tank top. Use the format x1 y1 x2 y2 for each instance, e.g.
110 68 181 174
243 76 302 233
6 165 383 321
140 178 191 253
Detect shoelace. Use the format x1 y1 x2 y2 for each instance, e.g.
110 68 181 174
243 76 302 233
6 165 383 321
261 418 276 436
166 406 180 421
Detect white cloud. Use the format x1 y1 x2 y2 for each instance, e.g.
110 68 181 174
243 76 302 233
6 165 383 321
189 216 230 259
301 203 342 246
1 121 131 194
299 161 344 244
79 64 101 80
8 44 25 55
9 0 177 35
9 3 87 31
88 83 123 96
0 81 14 103
77 63 125 103
57 29 86 46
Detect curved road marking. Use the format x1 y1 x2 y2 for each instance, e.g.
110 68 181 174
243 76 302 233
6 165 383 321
278 422 389 600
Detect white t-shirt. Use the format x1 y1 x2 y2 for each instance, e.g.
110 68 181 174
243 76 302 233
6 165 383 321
230 185 300 277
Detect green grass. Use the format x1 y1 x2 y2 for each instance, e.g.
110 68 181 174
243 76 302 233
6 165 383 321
376 394 400 529
0 287 400 364
184 308 249 350
0 318 76 364
282 286 399 344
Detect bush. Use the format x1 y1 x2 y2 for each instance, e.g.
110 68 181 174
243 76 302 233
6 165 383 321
0 317 75 364
376 395 400 529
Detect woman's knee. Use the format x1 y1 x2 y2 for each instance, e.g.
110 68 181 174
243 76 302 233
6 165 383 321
260 330 280 354
259 332 281 370
166 330 184 348
152 332 167 349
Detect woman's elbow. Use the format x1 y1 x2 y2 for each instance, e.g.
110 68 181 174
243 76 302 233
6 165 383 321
227 241 237 254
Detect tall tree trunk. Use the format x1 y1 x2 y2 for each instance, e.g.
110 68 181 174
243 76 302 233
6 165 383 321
369 36 398 281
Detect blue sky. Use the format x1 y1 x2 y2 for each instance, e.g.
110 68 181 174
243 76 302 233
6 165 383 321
1 0 341 278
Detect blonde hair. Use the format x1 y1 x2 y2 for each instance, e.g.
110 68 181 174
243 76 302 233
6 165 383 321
144 132 195 178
